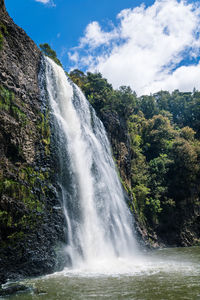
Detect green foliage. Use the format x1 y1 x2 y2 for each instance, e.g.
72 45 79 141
0 23 8 35
37 112 51 155
69 69 200 230
40 43 62 67
141 114 176 161
0 178 43 211
0 23 8 51
11 105 27 125
0 86 27 125
69 69 87 90
0 83 52 247
69 71 137 118
0 165 50 244
82 72 113 113
139 95 158 119
0 85 13 110
0 32 3 51
180 126 195 141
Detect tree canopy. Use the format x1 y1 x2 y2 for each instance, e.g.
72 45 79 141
39 43 62 67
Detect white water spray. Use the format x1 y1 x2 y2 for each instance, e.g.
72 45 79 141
43 57 139 273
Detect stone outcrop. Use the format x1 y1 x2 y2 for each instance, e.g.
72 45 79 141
0 0 5 12
100 111 131 187
0 2 65 284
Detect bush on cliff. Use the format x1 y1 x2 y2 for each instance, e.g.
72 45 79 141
40 43 62 67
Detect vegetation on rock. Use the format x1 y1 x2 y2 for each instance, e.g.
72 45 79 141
0 85 51 246
39 43 62 67
0 23 8 50
69 70 200 246
0 9 65 281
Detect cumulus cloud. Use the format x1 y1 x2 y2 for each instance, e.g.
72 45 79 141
69 0 200 95
79 21 118 48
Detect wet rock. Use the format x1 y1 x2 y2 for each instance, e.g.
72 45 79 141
0 283 30 296
99 110 132 187
0 0 5 12
0 1 65 284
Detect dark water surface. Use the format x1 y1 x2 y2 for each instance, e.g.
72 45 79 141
4 247 200 300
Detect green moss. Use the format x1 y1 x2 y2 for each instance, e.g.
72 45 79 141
0 23 8 51
0 211 10 226
38 112 51 155
0 163 52 244
0 23 8 35
0 178 41 210
11 105 27 125
0 86 27 125
0 86 12 109
0 32 3 51
0 82 53 247
42 137 50 145
7 232 24 241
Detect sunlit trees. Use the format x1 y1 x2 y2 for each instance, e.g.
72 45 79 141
40 43 62 67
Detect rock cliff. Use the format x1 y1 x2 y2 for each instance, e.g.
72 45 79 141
98 110 200 249
0 1 65 284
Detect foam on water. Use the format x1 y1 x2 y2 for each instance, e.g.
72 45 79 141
46 250 199 278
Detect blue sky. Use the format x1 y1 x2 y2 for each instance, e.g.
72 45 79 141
5 0 200 95
6 0 154 68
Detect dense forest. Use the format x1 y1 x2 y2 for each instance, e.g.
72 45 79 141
69 69 200 245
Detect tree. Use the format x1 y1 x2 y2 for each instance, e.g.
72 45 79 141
142 114 176 161
168 137 199 203
138 95 158 119
39 43 62 67
69 69 87 90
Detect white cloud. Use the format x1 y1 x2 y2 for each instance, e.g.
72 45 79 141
35 0 49 3
68 52 79 63
35 0 55 6
79 21 118 48
142 62 200 94
69 0 200 95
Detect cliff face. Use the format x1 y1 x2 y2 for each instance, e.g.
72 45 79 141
0 3 65 283
100 111 131 186
98 111 156 247
99 111 200 248
0 0 5 12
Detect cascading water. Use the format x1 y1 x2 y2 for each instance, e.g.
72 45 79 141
43 57 139 273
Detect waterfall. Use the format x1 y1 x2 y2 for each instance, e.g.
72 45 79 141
43 57 138 273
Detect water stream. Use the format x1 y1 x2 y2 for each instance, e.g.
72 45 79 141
44 57 138 272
